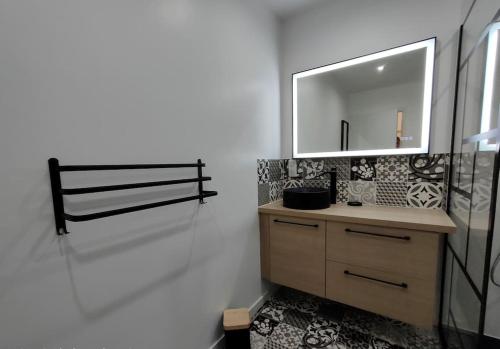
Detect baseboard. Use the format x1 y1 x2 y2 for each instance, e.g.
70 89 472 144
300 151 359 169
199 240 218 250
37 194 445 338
208 285 278 349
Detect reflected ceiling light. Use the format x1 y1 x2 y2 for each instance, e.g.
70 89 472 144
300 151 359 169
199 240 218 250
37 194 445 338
480 22 500 150
377 65 385 72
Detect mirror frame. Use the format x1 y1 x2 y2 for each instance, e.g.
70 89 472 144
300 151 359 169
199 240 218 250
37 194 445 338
292 37 436 158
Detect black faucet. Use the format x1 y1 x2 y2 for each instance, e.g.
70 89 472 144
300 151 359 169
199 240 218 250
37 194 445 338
317 168 337 204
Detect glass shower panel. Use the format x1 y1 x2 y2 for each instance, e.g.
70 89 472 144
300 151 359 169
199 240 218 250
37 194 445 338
448 190 471 261
458 143 476 194
449 259 482 348
467 150 496 289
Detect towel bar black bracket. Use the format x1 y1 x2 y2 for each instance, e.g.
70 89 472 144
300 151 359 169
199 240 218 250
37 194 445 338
48 158 217 235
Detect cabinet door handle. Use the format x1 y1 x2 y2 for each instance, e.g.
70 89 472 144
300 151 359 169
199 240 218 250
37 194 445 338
345 228 410 241
344 270 408 289
273 219 319 228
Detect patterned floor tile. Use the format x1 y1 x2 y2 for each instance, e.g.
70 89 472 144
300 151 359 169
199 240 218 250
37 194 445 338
283 309 314 330
407 182 443 208
263 340 288 349
332 325 372 349
298 159 325 179
408 154 446 182
258 159 270 184
268 323 305 348
260 302 287 322
258 183 270 206
251 287 443 349
269 160 283 182
376 182 407 207
348 181 376 205
342 309 388 339
251 331 268 349
370 337 405 349
376 156 409 182
304 318 341 348
269 181 283 202
351 157 377 181
251 314 280 337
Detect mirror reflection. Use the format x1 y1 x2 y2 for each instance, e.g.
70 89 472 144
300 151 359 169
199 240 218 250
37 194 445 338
293 38 435 158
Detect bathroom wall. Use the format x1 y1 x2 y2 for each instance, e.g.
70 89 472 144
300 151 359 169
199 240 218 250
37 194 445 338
0 1 280 348
257 154 449 210
279 0 463 158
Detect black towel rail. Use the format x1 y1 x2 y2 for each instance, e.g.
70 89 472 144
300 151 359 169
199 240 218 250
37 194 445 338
48 158 217 235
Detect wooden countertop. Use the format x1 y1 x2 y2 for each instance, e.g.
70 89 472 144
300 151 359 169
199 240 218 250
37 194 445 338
258 201 456 234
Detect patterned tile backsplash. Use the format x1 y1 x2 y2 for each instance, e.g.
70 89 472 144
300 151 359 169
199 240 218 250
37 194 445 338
257 154 449 209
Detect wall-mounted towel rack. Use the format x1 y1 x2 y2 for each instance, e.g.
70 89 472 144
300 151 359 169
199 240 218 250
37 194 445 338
48 158 217 235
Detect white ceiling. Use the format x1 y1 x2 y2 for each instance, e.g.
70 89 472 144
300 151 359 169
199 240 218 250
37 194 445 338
262 0 328 18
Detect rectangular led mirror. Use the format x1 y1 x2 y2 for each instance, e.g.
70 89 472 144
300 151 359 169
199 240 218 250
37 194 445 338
293 38 436 158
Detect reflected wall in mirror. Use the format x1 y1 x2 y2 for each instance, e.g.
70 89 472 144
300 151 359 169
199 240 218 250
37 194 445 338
293 38 436 158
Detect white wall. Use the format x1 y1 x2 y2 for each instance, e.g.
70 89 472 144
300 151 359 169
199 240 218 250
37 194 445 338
297 75 347 153
280 0 462 158
0 0 280 348
347 81 424 150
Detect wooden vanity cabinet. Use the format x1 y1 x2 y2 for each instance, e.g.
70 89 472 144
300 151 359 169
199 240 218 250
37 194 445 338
258 202 455 328
268 215 325 297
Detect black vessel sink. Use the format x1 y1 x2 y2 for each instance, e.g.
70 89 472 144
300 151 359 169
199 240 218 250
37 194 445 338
283 187 330 210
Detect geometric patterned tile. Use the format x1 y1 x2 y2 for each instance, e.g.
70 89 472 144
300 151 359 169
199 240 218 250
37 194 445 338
336 181 349 203
348 181 376 205
260 303 287 322
263 340 288 349
283 309 314 330
269 160 283 182
331 325 371 349
323 157 350 180
303 179 330 189
258 183 270 206
251 286 446 349
407 182 443 209
258 159 270 184
298 159 325 179
304 318 340 348
351 157 377 181
269 181 283 202
251 315 279 337
408 154 446 182
376 182 407 207
376 155 409 182
251 331 268 349
268 323 305 348
283 179 304 189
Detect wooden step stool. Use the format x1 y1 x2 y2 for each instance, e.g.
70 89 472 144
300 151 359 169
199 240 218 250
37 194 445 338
223 308 251 349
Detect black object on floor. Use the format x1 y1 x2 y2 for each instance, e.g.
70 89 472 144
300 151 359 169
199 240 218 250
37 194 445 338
347 201 363 206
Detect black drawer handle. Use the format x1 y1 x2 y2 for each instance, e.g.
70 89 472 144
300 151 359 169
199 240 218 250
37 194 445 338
345 228 410 241
273 219 319 228
344 270 408 289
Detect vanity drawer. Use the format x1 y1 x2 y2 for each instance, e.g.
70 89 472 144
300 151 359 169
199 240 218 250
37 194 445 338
269 215 325 297
326 261 435 327
326 222 440 280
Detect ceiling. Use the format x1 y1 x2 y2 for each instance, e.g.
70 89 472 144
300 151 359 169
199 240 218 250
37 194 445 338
313 47 427 94
262 0 328 18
